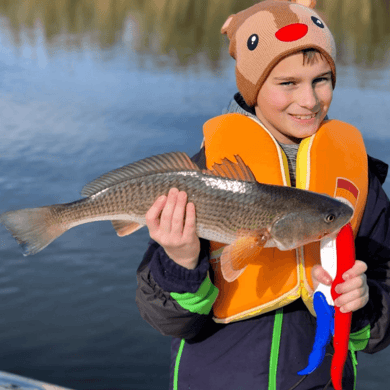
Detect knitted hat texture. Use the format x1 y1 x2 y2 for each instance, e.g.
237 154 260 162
221 0 336 107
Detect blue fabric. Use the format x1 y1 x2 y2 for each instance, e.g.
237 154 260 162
148 238 210 293
298 292 335 375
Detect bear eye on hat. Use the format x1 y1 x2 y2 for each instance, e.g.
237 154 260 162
221 0 336 107
247 34 259 50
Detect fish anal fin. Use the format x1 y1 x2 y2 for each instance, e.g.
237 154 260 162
220 231 268 282
112 220 143 237
203 155 256 182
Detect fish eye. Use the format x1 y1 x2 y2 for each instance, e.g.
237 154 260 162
247 34 259 51
325 214 335 223
311 16 324 29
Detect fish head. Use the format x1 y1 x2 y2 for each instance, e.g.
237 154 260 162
270 195 353 251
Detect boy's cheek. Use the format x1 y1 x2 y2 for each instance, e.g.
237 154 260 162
263 90 288 106
256 85 290 111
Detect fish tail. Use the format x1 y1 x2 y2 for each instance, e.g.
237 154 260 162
0 206 68 256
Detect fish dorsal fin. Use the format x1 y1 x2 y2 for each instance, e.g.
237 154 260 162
81 152 199 197
203 155 256 182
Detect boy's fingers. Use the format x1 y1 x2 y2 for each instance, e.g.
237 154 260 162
334 263 369 312
335 289 369 313
182 202 197 240
336 260 368 294
335 273 367 294
170 191 187 236
339 299 367 313
342 260 367 281
145 195 167 233
312 264 333 287
334 286 367 306
160 188 179 233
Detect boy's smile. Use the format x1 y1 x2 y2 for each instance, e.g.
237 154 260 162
254 52 333 144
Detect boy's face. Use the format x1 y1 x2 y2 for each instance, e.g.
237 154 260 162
254 52 333 144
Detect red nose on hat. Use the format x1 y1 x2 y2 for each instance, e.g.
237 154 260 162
275 23 308 42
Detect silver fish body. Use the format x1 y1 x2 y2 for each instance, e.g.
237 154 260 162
0 152 353 256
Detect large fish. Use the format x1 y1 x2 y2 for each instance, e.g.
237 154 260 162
0 152 353 282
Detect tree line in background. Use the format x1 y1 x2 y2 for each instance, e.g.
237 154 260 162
0 0 389 68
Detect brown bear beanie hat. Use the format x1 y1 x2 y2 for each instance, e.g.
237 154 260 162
222 0 336 107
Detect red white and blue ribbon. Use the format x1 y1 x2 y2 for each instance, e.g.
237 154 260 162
298 223 355 390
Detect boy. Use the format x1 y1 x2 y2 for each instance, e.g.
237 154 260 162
136 1 390 389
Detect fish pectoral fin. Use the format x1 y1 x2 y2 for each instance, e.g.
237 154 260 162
220 256 247 283
112 220 144 237
220 234 267 282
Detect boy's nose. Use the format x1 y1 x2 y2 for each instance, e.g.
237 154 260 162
298 86 319 110
275 23 308 42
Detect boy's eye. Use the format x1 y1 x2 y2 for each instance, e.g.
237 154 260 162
314 77 330 83
280 81 294 86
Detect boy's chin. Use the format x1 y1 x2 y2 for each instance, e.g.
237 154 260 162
288 118 324 139
284 127 321 143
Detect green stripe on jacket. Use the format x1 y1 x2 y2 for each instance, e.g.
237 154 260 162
170 274 219 315
349 324 371 390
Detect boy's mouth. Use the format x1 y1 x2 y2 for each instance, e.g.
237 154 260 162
289 113 317 120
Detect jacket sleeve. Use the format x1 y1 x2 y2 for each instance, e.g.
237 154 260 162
352 155 390 353
135 148 219 340
135 239 218 339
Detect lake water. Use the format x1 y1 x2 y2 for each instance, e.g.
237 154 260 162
0 1 390 389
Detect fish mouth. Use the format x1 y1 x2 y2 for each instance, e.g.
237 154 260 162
316 231 330 240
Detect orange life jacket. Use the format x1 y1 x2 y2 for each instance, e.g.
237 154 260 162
202 113 368 324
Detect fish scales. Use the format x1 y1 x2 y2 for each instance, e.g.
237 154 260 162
60 172 305 241
58 171 268 244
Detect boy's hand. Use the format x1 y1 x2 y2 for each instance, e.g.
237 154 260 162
312 260 369 313
145 188 200 270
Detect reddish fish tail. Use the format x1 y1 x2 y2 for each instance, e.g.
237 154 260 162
0 206 68 256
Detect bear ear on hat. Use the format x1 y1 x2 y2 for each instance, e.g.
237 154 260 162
291 0 316 8
221 15 234 35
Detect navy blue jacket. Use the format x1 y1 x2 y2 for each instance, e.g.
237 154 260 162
136 96 390 390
